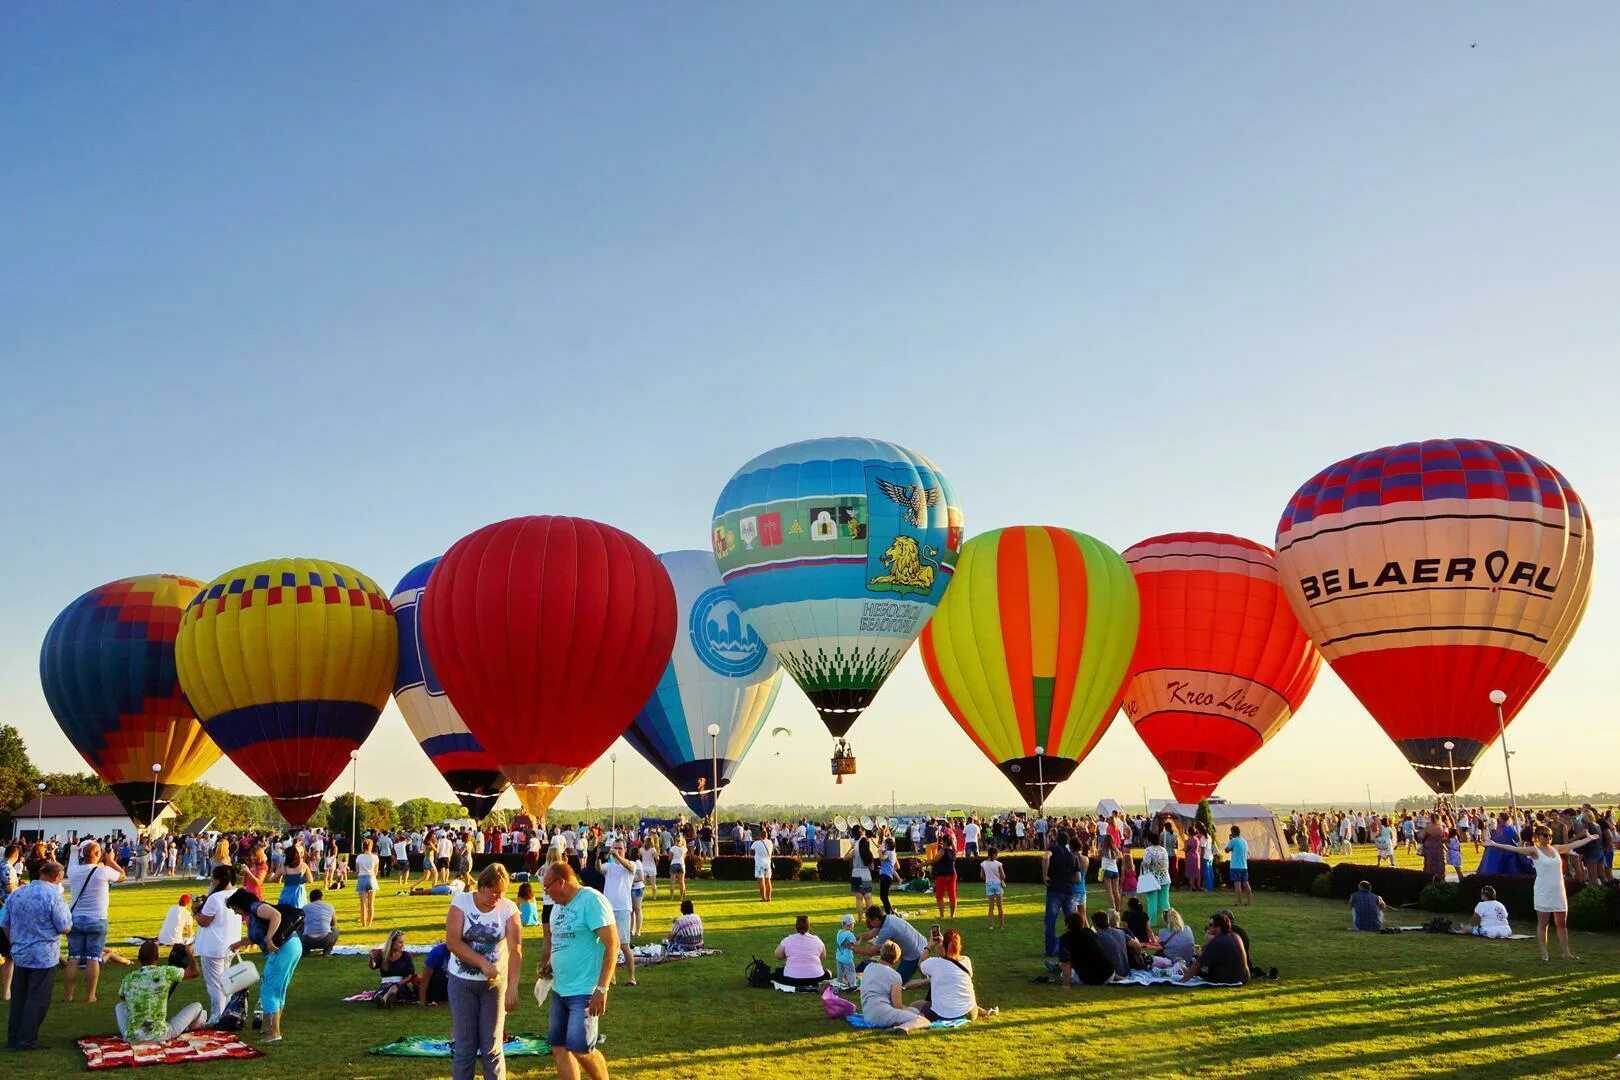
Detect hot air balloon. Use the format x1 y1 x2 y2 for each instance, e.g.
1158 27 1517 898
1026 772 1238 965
623 551 783 817
175 559 397 826
712 437 963 774
1120 533 1321 803
40 574 222 827
919 527 1139 809
1276 439 1593 794
422 516 677 820
390 559 509 821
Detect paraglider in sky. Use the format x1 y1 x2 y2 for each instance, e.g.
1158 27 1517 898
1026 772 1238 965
423 516 677 820
712 437 962 775
1276 439 1593 794
623 551 783 817
1121 533 1321 803
175 559 397 826
919 527 1139 809
390 559 508 821
40 574 222 827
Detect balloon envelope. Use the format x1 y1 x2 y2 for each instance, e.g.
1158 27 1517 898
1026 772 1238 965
623 551 784 817
391 559 508 821
1275 439 1593 793
40 574 223 826
175 559 397 826
423 516 677 819
1121 533 1321 803
920 527 1139 808
712 436 962 742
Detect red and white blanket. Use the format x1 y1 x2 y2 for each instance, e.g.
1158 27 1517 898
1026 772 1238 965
77 1031 263 1070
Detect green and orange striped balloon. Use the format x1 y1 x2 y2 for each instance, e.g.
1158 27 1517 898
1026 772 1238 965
920 526 1139 808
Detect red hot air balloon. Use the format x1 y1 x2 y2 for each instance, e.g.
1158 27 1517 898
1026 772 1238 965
422 517 677 819
1121 533 1321 803
1275 439 1594 794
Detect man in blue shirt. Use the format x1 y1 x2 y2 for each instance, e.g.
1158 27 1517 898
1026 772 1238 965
0 861 72 1051
1350 880 1386 931
540 861 617 1080
1225 826 1252 907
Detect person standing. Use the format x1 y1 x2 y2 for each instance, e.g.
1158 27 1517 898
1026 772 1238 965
1040 829 1078 959
601 842 638 986
355 839 379 929
224 888 302 1042
667 833 687 903
1223 826 1252 906
64 841 125 1003
445 864 522 1080
1485 825 1594 961
1 841 25 1002
0 861 71 1050
192 866 243 1024
539 861 618 1080
750 832 774 903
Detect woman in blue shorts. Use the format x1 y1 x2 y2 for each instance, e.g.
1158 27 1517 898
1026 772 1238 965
1069 833 1090 925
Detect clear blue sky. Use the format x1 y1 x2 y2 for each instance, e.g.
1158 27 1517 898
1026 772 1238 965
2 6 1614 812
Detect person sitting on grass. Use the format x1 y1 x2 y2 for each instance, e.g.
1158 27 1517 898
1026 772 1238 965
1469 885 1512 939
156 894 195 958
115 939 204 1044
1122 897 1158 945
1155 908 1197 968
665 900 704 952
772 914 829 988
1350 880 1386 932
300 888 339 955
1180 912 1250 984
1057 911 1115 987
1095 911 1141 977
516 882 541 927
915 928 996 1021
368 929 417 1008
856 941 929 1033
414 940 452 1006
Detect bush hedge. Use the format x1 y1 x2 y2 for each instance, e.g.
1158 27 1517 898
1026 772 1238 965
1246 859 1328 894
1419 881 1461 913
708 855 803 881
1328 863 1433 907
1568 885 1611 932
1309 873 1332 899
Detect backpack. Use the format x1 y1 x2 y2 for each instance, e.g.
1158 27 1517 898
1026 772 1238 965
745 957 773 989
214 989 249 1032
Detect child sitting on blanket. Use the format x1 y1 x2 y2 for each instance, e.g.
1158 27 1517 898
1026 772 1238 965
834 914 858 989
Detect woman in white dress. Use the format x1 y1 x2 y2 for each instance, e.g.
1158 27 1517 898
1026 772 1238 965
1484 825 1594 961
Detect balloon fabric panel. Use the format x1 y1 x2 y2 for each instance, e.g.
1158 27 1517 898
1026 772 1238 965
423 516 677 819
626 551 785 816
712 437 963 743
390 559 507 820
920 526 1138 808
1122 533 1321 802
40 574 221 825
175 559 397 825
1276 439 1592 793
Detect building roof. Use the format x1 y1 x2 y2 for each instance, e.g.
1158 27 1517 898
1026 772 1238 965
10 794 129 819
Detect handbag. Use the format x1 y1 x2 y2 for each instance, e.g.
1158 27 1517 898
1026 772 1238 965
223 953 260 995
1135 870 1162 893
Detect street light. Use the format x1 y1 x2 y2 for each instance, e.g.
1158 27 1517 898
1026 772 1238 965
349 749 360 858
707 723 721 824
36 781 46 841
610 753 618 833
1034 746 1046 815
150 762 163 837
1443 741 1456 799
1489 689 1516 810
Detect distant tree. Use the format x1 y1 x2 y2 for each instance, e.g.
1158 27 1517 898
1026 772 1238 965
306 800 331 830
1196 798 1217 840
0 724 41 821
398 798 436 831
328 793 367 841
365 797 399 832
37 771 109 796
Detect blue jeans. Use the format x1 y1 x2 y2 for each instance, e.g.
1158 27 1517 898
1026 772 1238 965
548 992 599 1055
1044 888 1077 957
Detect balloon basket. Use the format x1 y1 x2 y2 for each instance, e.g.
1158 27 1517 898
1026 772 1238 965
831 754 856 780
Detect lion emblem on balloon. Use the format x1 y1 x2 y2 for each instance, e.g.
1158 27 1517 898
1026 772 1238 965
867 535 940 595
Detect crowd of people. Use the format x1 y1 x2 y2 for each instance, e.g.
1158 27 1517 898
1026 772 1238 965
2 799 1617 1073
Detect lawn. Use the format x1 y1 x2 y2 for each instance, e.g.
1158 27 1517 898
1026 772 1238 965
12 861 1620 1079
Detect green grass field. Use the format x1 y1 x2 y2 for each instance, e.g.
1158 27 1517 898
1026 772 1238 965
12 853 1620 1079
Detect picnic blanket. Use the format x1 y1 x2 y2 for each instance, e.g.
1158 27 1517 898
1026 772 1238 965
78 1031 263 1070
617 944 721 966
845 1015 969 1031
1365 926 1535 940
1105 970 1245 988
344 987 441 1004
330 943 433 956
369 1034 551 1058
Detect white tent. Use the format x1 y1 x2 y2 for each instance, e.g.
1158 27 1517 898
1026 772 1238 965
1095 799 1125 817
1151 801 1289 860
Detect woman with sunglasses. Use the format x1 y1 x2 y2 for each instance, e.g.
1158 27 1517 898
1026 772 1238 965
1485 825 1594 960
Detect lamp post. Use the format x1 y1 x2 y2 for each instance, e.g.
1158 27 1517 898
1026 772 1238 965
1442 741 1457 801
1034 746 1046 815
1489 689 1516 810
349 749 360 858
150 762 163 837
610 752 618 832
36 781 46 842
707 724 721 823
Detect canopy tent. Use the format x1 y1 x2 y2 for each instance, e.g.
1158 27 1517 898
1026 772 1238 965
1147 801 1289 861
1095 799 1126 818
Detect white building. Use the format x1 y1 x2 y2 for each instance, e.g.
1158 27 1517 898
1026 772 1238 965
10 794 174 845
